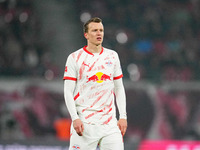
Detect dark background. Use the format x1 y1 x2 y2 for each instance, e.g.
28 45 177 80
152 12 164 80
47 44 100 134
0 0 200 149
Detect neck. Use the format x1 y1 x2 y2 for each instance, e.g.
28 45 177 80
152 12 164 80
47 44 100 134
86 44 102 53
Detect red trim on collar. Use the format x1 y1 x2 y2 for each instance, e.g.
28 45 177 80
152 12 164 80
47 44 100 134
83 46 104 55
83 46 93 55
99 47 104 55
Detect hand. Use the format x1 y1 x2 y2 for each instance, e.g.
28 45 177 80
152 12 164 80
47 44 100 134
117 119 127 136
73 119 84 136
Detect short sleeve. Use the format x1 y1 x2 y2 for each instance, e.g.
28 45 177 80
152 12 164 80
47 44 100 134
113 52 123 80
63 54 77 81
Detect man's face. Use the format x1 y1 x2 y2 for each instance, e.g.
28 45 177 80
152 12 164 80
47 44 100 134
85 22 104 46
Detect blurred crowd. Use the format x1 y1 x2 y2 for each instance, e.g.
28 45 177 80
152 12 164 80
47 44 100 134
0 84 200 142
0 0 200 145
0 85 70 140
76 0 200 82
1 0 200 82
126 88 200 142
0 0 58 78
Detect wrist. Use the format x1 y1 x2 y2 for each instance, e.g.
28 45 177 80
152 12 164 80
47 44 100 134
71 115 79 121
119 113 127 120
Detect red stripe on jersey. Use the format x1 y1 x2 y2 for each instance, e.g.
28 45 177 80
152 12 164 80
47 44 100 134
86 93 112 120
85 109 104 119
100 101 113 120
108 100 113 108
63 76 77 81
74 92 80 101
107 107 112 113
79 55 88 80
76 50 83 62
85 112 95 119
113 74 123 80
88 58 99 72
82 90 106 113
100 92 113 107
103 116 112 124
65 66 67 72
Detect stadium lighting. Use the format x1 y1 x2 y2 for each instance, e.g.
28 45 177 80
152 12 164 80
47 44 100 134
80 12 91 23
116 31 128 44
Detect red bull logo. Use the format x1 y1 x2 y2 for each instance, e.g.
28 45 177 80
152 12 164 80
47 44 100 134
72 145 80 150
87 72 111 83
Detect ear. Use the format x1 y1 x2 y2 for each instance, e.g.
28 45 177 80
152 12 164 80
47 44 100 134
84 33 88 39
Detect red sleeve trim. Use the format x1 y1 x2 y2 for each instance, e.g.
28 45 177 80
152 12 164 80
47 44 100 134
74 92 80 101
63 76 77 81
113 74 123 80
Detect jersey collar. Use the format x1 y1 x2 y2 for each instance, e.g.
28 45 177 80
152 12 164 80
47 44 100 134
83 46 104 56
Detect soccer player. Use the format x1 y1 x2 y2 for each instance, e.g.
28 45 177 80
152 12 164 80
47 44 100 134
63 17 127 150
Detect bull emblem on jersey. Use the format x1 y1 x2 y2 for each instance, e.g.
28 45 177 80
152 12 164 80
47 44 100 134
87 72 111 83
72 144 80 150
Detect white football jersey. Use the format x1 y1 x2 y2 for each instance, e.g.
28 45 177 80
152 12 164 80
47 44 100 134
63 46 123 124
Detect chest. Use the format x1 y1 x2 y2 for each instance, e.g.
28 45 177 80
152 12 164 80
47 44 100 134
76 54 116 80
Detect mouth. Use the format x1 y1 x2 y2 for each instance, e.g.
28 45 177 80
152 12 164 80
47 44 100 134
97 37 102 41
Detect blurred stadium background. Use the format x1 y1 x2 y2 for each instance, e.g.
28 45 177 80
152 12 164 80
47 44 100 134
0 0 200 149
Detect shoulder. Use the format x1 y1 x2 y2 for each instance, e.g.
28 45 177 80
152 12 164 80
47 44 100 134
103 47 118 56
103 47 120 60
69 48 84 59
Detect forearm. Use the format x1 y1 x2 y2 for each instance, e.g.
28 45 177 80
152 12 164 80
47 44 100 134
114 78 127 119
64 80 79 121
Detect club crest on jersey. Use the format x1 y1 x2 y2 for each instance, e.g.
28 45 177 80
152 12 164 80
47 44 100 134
105 60 112 67
72 144 80 150
87 72 111 83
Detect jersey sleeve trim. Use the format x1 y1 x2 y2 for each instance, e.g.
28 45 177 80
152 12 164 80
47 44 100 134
63 76 77 81
113 74 123 80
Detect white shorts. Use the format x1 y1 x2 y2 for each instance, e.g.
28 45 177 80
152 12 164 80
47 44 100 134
69 122 124 150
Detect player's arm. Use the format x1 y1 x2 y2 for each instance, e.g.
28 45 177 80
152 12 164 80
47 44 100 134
64 80 84 136
64 80 79 121
114 78 127 136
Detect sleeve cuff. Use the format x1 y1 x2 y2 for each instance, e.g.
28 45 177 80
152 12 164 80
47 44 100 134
71 115 79 121
119 113 127 120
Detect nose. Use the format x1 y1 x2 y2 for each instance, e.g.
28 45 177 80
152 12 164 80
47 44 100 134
97 30 102 35
97 31 101 35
